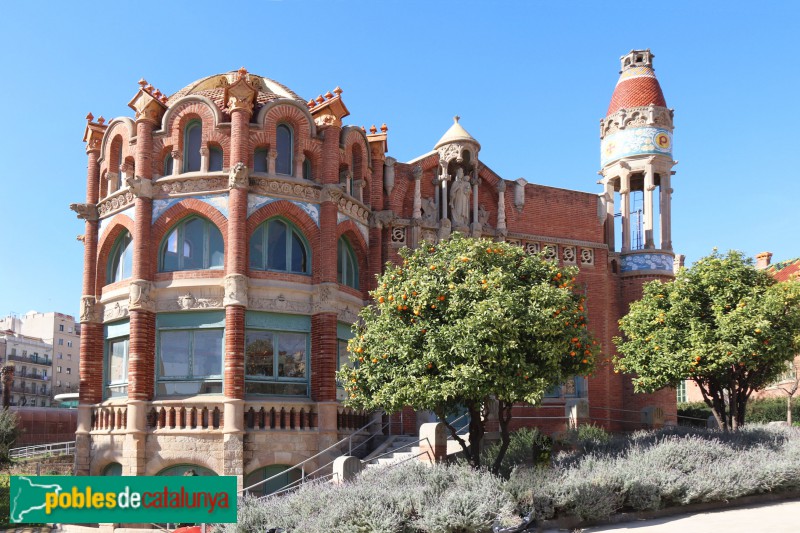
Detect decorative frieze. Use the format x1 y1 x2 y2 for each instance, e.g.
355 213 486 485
580 248 595 267
338 196 369 225
524 242 540 255
312 283 338 314
103 300 129 322
562 246 577 265
157 292 224 312
155 176 228 196
248 294 312 314
250 177 321 202
390 226 406 246
97 190 135 217
543 244 558 262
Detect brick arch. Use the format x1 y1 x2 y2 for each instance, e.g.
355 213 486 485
89 455 124 476
341 126 372 172
336 220 369 295
154 143 174 176
145 457 220 477
98 117 135 166
163 98 221 156
261 102 314 165
206 129 232 169
150 198 230 274
247 200 321 277
96 214 136 292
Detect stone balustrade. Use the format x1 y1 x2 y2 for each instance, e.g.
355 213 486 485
243 400 317 431
91 404 128 431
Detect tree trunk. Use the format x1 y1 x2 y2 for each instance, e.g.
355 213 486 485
789 395 793 425
491 401 514 476
466 403 485 468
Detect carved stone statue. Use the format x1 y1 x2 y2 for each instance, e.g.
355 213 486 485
125 175 153 198
228 162 249 189
80 296 99 323
223 274 248 307
421 197 437 224
478 204 490 227
449 168 471 227
70 203 98 221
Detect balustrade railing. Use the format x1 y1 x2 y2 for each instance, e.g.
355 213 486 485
147 401 222 431
243 401 316 431
92 405 128 431
337 407 369 431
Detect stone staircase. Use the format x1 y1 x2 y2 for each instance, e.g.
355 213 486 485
363 435 420 468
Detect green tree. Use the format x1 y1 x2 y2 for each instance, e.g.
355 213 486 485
338 234 597 472
614 250 800 431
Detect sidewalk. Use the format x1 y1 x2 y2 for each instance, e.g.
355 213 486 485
544 498 800 532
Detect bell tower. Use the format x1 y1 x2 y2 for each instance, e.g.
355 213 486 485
599 49 676 275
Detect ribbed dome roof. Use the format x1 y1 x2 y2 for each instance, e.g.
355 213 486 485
166 71 306 114
606 57 667 116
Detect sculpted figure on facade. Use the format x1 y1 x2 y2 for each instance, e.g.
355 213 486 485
449 168 471 227
125 175 153 199
421 197 437 224
228 162 249 189
80 296 99 323
129 280 155 312
70 203 98 221
223 274 248 307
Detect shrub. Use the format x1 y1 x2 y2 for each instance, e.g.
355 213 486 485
0 410 20 469
482 428 551 478
746 397 800 423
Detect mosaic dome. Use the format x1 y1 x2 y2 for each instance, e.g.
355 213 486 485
606 65 667 116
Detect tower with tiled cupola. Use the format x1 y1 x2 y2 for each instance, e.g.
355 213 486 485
598 49 678 416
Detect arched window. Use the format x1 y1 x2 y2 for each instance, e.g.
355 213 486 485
157 464 217 476
183 120 202 172
159 216 224 272
102 462 122 476
108 231 133 283
244 465 301 496
163 153 173 176
337 237 358 289
209 146 223 172
249 218 309 274
253 148 268 173
302 157 312 180
275 124 293 175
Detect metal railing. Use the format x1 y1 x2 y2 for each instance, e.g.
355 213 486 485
240 416 385 496
10 440 76 460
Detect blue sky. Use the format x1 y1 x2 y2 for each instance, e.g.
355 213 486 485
1 1 798 318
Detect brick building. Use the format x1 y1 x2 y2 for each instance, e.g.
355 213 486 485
74 49 677 483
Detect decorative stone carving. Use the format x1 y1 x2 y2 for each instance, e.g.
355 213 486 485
129 280 155 312
477 204 490 228
524 242 540 255
562 246 577 264
223 274 248 307
370 210 395 229
70 203 98 221
177 292 223 310
437 143 468 163
228 162 249 190
314 112 340 128
421 197 437 224
580 248 595 266
125 175 153 198
312 283 338 314
321 184 344 203
383 157 397 196
76 235 85 242
391 226 406 245
338 306 359 324
157 177 227 196
80 296 99 323
249 178 321 202
103 301 129 321
514 178 527 210
97 189 135 216
421 229 438 243
543 244 558 262
412 165 423 181
449 168 471 227
338 197 370 225
248 294 312 314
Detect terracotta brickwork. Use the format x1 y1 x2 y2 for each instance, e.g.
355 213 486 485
77 54 679 482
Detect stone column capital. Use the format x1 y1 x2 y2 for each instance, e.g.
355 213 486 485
125 175 154 199
223 274 248 307
79 296 101 324
129 280 155 312
228 162 249 190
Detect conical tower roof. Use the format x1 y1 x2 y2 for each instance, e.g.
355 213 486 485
434 116 480 150
606 50 667 116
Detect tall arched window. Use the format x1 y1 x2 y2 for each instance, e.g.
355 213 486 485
108 231 133 283
163 153 173 176
275 124 293 175
159 216 224 272
337 237 358 289
249 218 309 273
209 146 223 172
183 120 202 172
302 157 312 180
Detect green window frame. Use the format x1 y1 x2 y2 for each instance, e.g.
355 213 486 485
156 312 225 396
183 120 202 172
249 218 310 274
108 231 134 283
337 237 358 289
159 216 224 272
245 312 310 397
209 146 223 172
163 153 173 176
275 124 293 175
336 322 355 400
104 320 130 399
254 148 268 173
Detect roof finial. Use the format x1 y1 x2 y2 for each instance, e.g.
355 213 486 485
138 78 147 88
238 67 248 79
86 113 94 122
380 123 388 133
454 115 460 123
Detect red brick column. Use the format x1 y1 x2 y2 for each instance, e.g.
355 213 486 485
128 118 156 402
224 103 252 400
367 148 385 293
79 129 104 405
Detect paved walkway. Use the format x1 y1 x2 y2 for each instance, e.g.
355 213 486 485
544 498 800 532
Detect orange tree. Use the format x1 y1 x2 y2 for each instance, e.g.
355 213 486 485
615 250 800 431
337 234 597 472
